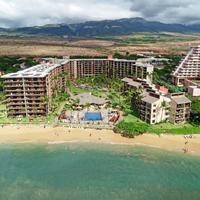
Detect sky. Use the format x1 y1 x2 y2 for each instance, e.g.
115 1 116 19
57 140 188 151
0 0 199 28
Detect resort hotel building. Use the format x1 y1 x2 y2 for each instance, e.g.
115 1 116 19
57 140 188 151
172 46 200 97
122 78 191 124
2 57 153 117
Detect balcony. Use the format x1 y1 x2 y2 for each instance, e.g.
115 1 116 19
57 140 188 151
6 94 24 97
25 84 45 88
5 89 24 93
7 98 25 101
25 93 45 97
4 85 23 88
5 80 23 84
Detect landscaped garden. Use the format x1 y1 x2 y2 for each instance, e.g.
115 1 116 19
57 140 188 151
0 90 70 125
66 75 200 136
0 54 199 134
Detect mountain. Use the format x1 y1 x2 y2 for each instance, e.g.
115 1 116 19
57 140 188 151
14 24 74 36
0 28 7 32
1 18 200 37
69 18 189 37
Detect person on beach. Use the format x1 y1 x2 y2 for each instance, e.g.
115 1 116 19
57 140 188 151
183 148 188 153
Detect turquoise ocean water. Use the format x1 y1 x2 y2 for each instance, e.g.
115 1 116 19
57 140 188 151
0 143 199 200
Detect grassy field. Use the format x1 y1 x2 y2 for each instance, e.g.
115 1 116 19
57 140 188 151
123 114 200 135
1 32 200 57
68 84 105 97
114 32 200 44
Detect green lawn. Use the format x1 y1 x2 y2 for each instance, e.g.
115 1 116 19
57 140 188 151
69 84 90 95
149 123 200 134
123 114 200 135
0 103 57 125
69 83 106 98
124 114 145 124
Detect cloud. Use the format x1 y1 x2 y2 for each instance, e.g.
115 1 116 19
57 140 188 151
0 0 199 28
129 0 200 24
0 0 135 27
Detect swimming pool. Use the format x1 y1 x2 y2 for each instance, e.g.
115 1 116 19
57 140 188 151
85 112 103 121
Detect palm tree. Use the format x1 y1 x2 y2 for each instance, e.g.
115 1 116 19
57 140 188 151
85 103 90 111
160 100 168 122
74 98 80 106
131 86 143 103
41 95 50 112
147 72 153 82
151 71 160 84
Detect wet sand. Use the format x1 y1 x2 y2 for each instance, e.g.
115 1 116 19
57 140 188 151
0 126 200 155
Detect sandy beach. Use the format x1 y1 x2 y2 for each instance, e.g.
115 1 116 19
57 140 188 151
0 125 199 155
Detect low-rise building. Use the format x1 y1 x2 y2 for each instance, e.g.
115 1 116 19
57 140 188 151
139 92 171 124
168 93 191 124
156 85 169 94
188 86 200 97
122 78 191 124
122 78 171 124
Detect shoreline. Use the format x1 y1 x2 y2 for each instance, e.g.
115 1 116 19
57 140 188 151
0 125 200 156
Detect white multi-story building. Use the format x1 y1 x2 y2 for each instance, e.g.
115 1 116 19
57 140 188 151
172 46 200 86
122 78 191 124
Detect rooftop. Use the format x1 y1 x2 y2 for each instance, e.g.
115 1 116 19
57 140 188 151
122 78 142 88
137 57 169 63
142 92 160 104
72 93 108 106
2 63 62 78
1 57 153 79
171 95 191 104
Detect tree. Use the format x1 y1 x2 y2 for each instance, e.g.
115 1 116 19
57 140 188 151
192 100 200 113
74 98 80 106
131 86 144 105
190 112 200 126
85 103 90 111
114 121 149 137
160 100 168 122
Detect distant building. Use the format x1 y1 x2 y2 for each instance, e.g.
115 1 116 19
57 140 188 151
172 46 200 97
188 86 200 97
156 85 169 94
137 57 170 69
184 79 200 97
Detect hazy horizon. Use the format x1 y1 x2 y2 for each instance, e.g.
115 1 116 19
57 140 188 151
0 0 200 28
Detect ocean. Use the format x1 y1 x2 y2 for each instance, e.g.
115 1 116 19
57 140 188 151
0 143 199 200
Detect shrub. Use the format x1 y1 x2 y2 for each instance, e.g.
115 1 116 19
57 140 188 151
114 121 149 138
